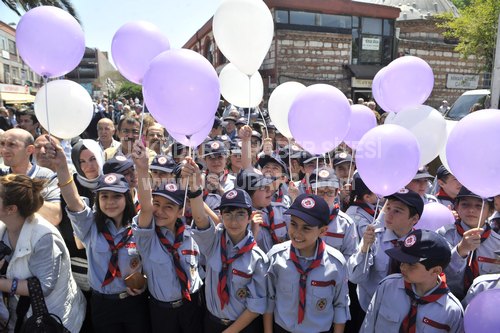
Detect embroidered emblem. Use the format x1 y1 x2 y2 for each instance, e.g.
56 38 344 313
405 234 417 247
301 198 316 209
226 190 238 199
316 298 327 311
104 174 117 184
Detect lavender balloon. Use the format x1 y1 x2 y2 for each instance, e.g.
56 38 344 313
142 49 220 136
372 67 391 112
16 6 85 78
464 289 500 333
343 104 377 149
355 124 420 196
288 84 351 154
379 56 434 113
446 109 500 198
112 21 170 84
169 119 212 148
417 202 455 231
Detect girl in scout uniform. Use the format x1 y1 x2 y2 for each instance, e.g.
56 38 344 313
132 141 203 333
437 186 499 300
182 158 269 333
49 139 150 332
265 193 350 333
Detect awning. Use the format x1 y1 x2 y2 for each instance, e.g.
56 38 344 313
0 92 35 104
346 64 384 79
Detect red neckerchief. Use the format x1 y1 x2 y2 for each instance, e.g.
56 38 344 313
217 231 256 309
289 240 325 324
300 178 312 194
324 203 344 239
436 188 453 202
273 183 284 203
455 221 491 291
155 219 191 301
352 200 377 218
400 273 449 333
100 225 133 287
261 205 287 245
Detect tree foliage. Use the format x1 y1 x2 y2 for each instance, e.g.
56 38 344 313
116 81 143 100
450 0 472 10
438 0 500 71
2 0 80 23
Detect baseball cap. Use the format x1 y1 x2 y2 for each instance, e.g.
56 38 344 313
258 153 288 174
230 140 243 154
236 170 275 191
436 165 451 180
302 152 320 165
203 140 228 157
152 183 185 206
150 155 177 173
213 117 222 128
280 144 304 160
251 130 262 141
285 194 330 227
385 188 424 217
224 115 237 122
413 167 433 180
236 117 247 126
352 172 371 196
333 152 353 167
455 186 492 201
309 167 340 189
95 174 130 193
103 155 134 174
217 189 253 210
385 229 451 264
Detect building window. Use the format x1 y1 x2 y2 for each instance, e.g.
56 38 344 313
12 67 19 79
321 14 351 29
276 10 288 23
3 64 10 84
352 18 394 65
204 38 214 64
361 18 382 35
8 40 17 56
290 11 315 26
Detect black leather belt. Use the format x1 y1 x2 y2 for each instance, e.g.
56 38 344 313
92 290 129 300
150 296 185 309
208 312 234 326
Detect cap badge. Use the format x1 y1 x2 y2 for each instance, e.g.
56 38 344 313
237 141 242 147
226 190 238 199
116 155 127 161
104 174 117 184
301 198 316 209
158 156 167 165
316 298 327 311
210 142 220 149
404 234 417 247
318 170 330 178
398 188 409 194
339 152 347 159
165 183 177 192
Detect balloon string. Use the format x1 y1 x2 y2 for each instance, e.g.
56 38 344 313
182 146 194 217
468 199 485 266
288 139 293 181
347 149 355 184
139 103 146 138
315 157 319 195
363 197 381 273
43 76 51 137
257 106 268 139
247 75 251 125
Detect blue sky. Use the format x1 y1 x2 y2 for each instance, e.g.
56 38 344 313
0 0 222 63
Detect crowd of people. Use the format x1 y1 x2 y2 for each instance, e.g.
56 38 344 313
0 97 497 333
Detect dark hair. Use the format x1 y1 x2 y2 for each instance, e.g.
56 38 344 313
421 256 451 271
94 190 136 232
455 197 495 212
387 198 419 219
117 116 140 131
0 174 45 218
16 109 39 124
221 206 252 217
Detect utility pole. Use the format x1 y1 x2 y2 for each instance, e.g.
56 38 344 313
491 13 500 109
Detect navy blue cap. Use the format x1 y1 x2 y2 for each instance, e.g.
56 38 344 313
203 140 228 157
224 115 238 122
95 173 130 193
236 117 246 125
279 144 303 162
103 155 134 174
385 229 451 264
352 172 371 196
385 188 424 217
413 167 433 180
301 151 318 165
213 117 222 128
455 186 493 201
230 139 243 154
309 167 339 189
258 153 288 175
236 170 275 192
251 130 262 141
333 152 353 167
267 122 277 130
436 165 451 180
150 155 176 173
285 194 330 227
152 183 185 206
217 189 252 210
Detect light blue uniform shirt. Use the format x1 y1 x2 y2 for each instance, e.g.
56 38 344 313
462 273 500 308
132 216 203 302
256 203 290 253
322 211 359 262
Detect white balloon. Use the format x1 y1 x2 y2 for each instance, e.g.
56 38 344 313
268 81 306 138
384 111 397 124
439 120 457 170
213 0 274 75
34 80 93 139
219 63 263 107
392 105 447 166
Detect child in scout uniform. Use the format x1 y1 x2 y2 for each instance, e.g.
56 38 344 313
348 189 424 313
360 229 464 333
257 152 291 207
182 157 269 333
437 186 499 300
51 139 150 332
297 152 326 195
132 141 204 333
406 167 438 204
149 154 177 189
462 250 500 308
308 167 359 262
265 193 350 333
228 139 243 177
435 165 462 209
332 152 355 211
202 140 236 196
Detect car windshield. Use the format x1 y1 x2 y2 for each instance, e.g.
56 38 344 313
445 94 490 120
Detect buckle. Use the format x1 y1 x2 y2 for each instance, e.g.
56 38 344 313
170 299 184 308
118 292 129 299
220 318 233 326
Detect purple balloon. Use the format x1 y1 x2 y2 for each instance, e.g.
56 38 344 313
288 84 351 154
169 119 212 148
343 104 377 149
355 124 420 196
446 109 500 198
416 202 455 231
16 6 85 78
379 56 434 113
142 49 220 136
112 21 170 84
464 289 500 333
372 67 391 112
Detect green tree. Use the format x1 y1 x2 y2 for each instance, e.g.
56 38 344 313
451 0 472 10
2 0 79 22
116 81 143 100
438 0 500 71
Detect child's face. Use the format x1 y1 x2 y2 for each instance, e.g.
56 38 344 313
399 261 438 285
334 163 353 180
261 162 283 178
204 155 227 174
406 179 429 197
221 208 251 243
438 175 462 198
315 186 338 208
456 197 491 228
251 186 273 209
288 216 327 256
384 199 419 238
152 195 182 227
150 170 175 189
98 191 126 221
230 154 242 170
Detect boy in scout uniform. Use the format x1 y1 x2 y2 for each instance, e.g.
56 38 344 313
149 154 177 189
266 193 350 333
361 229 464 333
182 157 269 333
462 250 500 308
